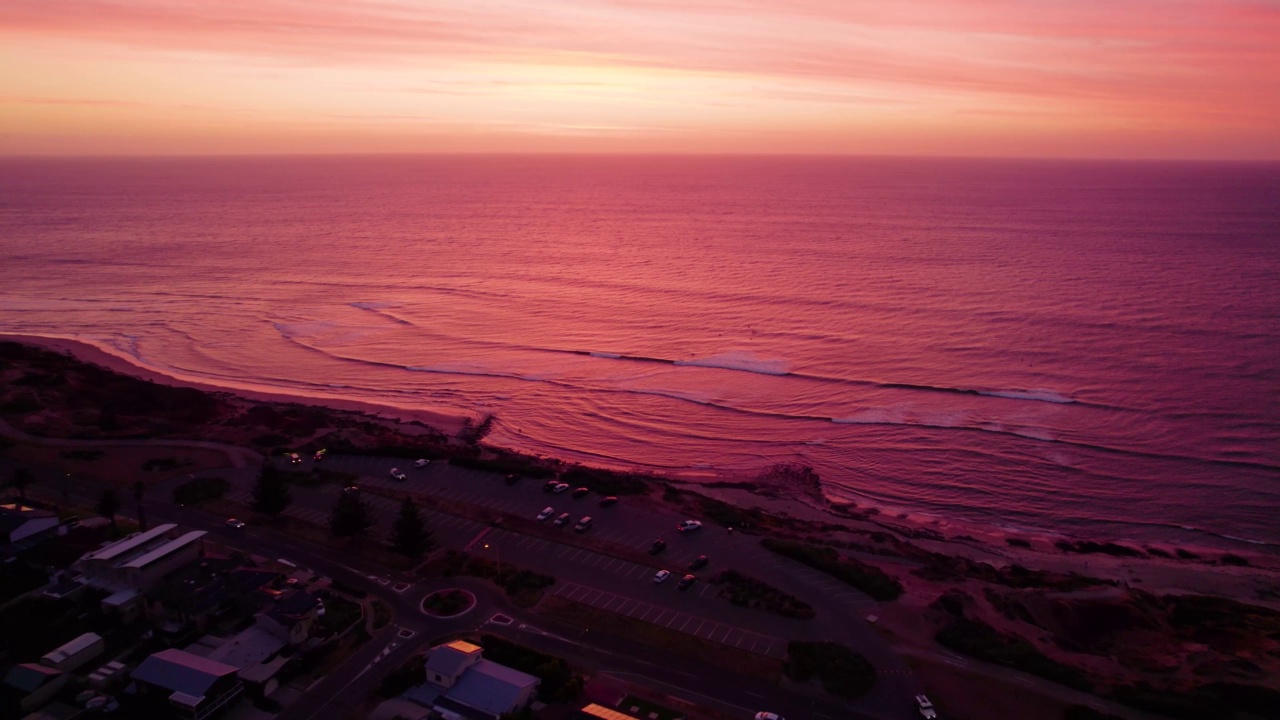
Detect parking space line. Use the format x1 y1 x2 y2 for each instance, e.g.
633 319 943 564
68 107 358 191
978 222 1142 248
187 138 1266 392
677 616 692 632
749 638 760 652
652 610 670 625
692 620 707 636
628 604 645 618
603 596 624 611
735 634 747 648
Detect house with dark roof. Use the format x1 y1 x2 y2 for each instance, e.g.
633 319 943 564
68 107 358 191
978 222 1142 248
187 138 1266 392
0 503 58 545
2 662 67 713
408 641 539 720
131 648 242 720
255 588 320 646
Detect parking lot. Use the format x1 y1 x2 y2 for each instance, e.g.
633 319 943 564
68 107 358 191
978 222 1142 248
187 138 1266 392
551 581 788 658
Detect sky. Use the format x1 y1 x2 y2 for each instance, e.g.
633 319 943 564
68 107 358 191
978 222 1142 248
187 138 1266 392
1 0 1278 158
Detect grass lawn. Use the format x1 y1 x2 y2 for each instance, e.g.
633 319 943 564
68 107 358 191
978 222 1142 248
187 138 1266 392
314 593 363 638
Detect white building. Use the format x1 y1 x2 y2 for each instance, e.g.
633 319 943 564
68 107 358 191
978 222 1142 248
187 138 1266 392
0 503 59 544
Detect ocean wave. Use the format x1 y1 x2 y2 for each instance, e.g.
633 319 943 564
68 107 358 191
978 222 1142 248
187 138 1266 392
349 301 399 310
673 351 790 376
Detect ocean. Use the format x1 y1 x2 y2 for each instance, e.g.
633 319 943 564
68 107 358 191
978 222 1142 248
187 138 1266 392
2 155 1277 551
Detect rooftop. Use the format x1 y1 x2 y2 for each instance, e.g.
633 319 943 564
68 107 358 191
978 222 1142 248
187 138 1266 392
42 632 102 663
131 648 238 697
0 503 57 534
3 663 62 693
121 530 205 570
79 524 177 563
444 659 539 717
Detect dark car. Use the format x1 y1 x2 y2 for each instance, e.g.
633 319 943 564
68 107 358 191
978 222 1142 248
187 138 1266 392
504 473 520 485
553 512 572 526
649 539 667 555
543 480 561 493
598 496 618 507
688 555 708 570
571 487 590 499
677 574 697 590
342 485 360 494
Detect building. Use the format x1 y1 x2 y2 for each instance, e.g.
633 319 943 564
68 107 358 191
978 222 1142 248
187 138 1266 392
2 663 67 713
131 649 242 720
40 632 104 672
254 589 319 646
579 704 643 720
0 503 59 544
73 524 206 593
408 641 540 720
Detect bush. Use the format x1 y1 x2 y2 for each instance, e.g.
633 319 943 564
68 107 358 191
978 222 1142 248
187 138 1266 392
559 467 650 496
1006 538 1032 548
378 656 425 698
785 641 876 698
761 539 903 601
1220 553 1250 567
171 477 229 505
935 618 1091 691
710 570 815 619
439 551 555 605
423 590 472 615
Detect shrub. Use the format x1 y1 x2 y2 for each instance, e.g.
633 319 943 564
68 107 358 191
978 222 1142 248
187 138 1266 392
559 467 650 496
1220 553 1250 567
935 618 1091 691
785 641 876 698
761 539 903 601
480 635 582 703
710 570 815 619
1006 538 1032 548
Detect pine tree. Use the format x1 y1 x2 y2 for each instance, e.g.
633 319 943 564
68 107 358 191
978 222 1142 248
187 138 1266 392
251 463 292 516
10 467 31 501
329 490 373 539
132 480 148 531
390 497 434 558
96 488 120 534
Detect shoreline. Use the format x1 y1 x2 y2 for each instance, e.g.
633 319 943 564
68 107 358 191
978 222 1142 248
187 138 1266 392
5 333 1279 593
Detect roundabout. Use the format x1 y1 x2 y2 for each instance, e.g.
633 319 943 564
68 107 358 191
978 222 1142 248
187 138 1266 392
420 588 477 618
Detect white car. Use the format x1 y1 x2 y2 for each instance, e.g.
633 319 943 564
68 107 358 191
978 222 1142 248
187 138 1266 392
677 520 703 533
552 482 571 493
754 714 785 720
653 570 671 583
413 458 430 468
537 507 554 521
390 468 407 481
915 695 937 719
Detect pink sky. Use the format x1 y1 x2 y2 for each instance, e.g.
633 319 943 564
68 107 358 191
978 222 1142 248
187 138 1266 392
1 0 1277 158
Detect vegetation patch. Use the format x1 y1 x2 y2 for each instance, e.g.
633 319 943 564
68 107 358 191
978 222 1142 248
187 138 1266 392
141 456 189 472
784 641 876 698
619 695 684 720
1054 540 1145 558
761 539 903 601
914 552 1112 592
422 589 475 617
537 596 783 682
378 655 425 698
479 634 583 703
313 592 363 639
934 618 1091 691
60 449 105 461
171 476 229 505
710 569 815 619
435 550 555 607
560 466 650 496
449 455 555 479
284 468 358 487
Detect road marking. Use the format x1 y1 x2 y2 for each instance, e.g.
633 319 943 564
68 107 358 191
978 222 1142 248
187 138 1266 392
678 616 692 632
749 638 760 652
692 619 707 635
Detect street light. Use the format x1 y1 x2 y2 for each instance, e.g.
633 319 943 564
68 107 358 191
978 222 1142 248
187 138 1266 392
483 542 502 580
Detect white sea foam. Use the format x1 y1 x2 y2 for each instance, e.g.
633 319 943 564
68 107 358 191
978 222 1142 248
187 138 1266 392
673 351 790 376
590 351 622 358
980 388 1074 404
349 301 399 310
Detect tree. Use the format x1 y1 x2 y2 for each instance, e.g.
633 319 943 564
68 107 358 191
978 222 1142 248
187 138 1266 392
10 467 32 501
132 480 148 531
390 497 435 558
96 488 121 534
329 491 373 539
251 463 292 516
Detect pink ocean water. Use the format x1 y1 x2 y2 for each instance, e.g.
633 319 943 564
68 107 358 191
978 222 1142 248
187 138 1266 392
2 155 1277 550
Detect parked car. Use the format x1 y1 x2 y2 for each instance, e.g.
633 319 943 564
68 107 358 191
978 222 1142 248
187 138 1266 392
754 713 785 720
915 695 938 719
689 555 708 570
653 570 671 583
288 453 301 464
571 487 590 498
552 483 571 494
313 449 327 461
537 507 554 521
677 520 703 533
554 512 572 526
543 480 560 493
598 496 618 507
678 574 697 590
574 516 593 532
342 485 360 494
390 468 407 481
649 539 667 554
413 458 430 468
504 473 520 485
225 518 246 529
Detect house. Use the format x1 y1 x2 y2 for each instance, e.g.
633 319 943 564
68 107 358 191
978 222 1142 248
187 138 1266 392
40 632 104 672
2 663 67 713
131 648 242 720
408 641 540 720
579 704 643 720
0 503 59 545
74 524 205 593
255 589 319 646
